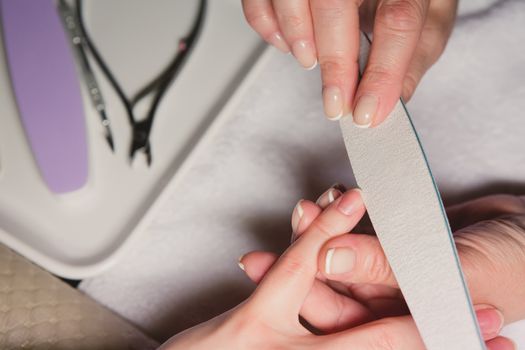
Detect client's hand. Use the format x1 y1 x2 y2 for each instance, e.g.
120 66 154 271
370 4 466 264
161 190 427 349
242 187 521 350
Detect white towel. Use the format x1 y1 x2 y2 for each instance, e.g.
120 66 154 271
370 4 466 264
80 0 525 345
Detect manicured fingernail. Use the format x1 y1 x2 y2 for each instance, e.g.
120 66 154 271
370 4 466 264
291 200 304 234
353 95 377 128
476 307 504 339
291 40 317 70
316 188 342 208
331 183 347 193
337 189 363 216
323 86 344 120
325 247 355 275
238 255 245 271
267 32 290 53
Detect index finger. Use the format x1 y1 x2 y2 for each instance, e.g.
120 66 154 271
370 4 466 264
310 0 360 120
353 0 429 127
251 189 366 326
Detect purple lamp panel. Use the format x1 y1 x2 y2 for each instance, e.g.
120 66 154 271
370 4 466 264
1 0 88 193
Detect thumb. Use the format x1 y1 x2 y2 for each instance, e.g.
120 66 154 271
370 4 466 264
319 233 398 287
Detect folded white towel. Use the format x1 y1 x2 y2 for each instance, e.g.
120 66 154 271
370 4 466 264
81 0 525 344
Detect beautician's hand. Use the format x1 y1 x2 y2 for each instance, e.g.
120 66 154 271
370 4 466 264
161 189 504 350
242 189 523 350
242 0 457 125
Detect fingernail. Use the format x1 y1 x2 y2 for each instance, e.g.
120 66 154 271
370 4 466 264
323 86 344 120
331 183 347 193
316 188 342 208
476 307 504 339
291 200 304 234
337 189 363 216
325 247 356 275
353 95 377 128
267 32 290 53
291 40 317 70
238 255 245 271
486 337 516 350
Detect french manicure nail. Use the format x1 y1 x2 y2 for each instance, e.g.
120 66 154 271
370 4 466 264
291 40 317 70
331 183 347 193
477 307 504 339
267 32 290 53
316 188 342 208
291 200 304 234
323 86 344 120
353 95 378 128
238 255 245 271
325 247 356 275
337 189 363 216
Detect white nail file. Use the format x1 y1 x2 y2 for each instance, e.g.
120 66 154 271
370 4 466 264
339 34 485 350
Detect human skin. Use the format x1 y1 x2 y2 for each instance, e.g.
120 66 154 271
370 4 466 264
242 188 524 350
160 190 510 349
242 0 457 126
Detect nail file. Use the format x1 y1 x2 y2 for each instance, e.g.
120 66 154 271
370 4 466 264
339 34 485 350
0 0 88 193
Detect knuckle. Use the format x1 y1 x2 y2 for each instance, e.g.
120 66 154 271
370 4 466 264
363 64 400 88
366 245 392 283
244 10 274 31
319 56 354 81
377 0 425 33
279 252 311 277
277 13 305 30
311 2 346 25
310 219 336 241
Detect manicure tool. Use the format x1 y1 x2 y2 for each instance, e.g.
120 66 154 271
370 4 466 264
76 0 207 165
339 33 485 350
57 0 114 151
0 0 88 193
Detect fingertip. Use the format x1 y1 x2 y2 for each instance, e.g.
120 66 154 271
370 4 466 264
352 94 377 128
335 188 365 216
291 200 322 240
238 254 246 271
319 233 397 287
475 305 504 340
240 251 278 283
486 336 517 350
316 187 343 209
266 31 291 53
242 0 285 52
